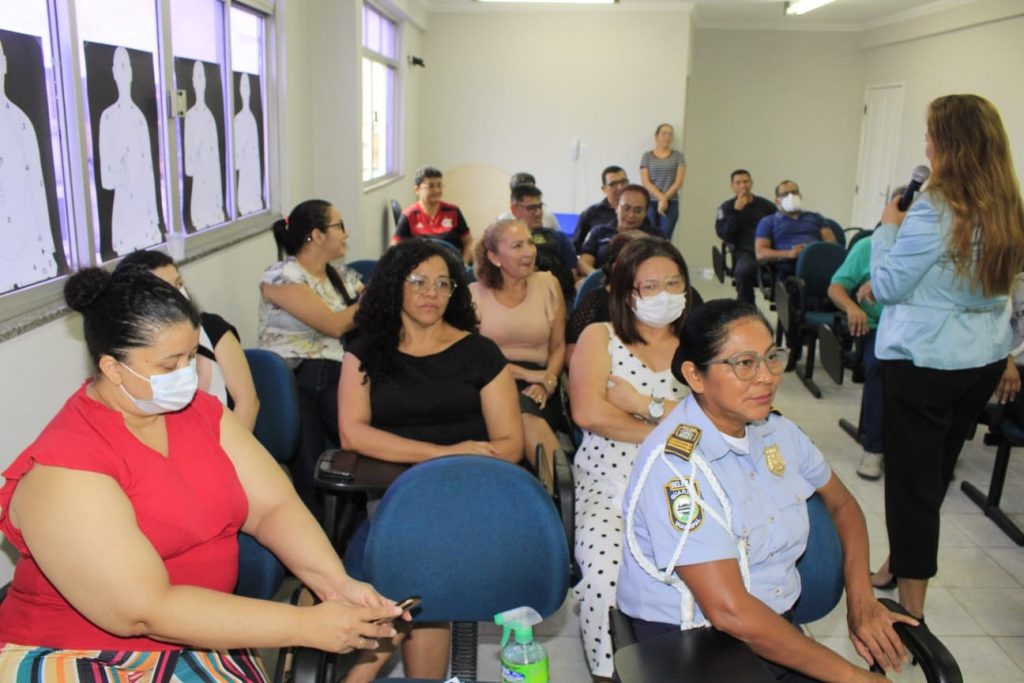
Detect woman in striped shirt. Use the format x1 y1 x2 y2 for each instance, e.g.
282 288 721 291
640 123 686 240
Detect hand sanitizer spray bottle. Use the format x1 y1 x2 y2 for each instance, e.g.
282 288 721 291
494 606 548 683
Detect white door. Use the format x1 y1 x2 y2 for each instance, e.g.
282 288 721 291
851 84 904 229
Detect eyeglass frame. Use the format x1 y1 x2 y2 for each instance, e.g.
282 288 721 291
704 349 786 381
634 275 686 299
322 221 345 233
516 201 545 213
404 273 457 296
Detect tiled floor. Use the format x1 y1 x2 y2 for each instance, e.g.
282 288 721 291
276 277 1024 681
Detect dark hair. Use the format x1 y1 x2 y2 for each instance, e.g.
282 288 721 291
619 184 650 210
354 240 478 381
601 230 646 279
730 169 751 181
672 299 772 386
601 166 625 186
608 237 692 345
117 250 175 272
65 266 200 366
271 199 356 306
775 180 798 197
474 219 526 290
509 172 536 189
511 183 542 204
655 123 673 136
414 165 443 186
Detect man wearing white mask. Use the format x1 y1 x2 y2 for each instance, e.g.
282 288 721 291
754 180 836 265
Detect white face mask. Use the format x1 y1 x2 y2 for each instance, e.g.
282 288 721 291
780 193 802 213
119 359 198 414
632 291 687 328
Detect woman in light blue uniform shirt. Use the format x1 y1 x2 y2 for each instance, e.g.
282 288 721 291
619 300 914 682
868 95 1024 620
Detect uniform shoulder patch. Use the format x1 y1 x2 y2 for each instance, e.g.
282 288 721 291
664 424 702 462
664 478 703 532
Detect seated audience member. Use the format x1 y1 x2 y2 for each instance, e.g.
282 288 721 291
338 239 522 683
0 267 402 677
258 199 361 515
754 179 837 281
573 166 629 252
497 171 560 230
569 236 692 679
472 220 566 475
116 251 260 431
510 183 579 303
828 236 886 481
578 184 664 275
618 299 915 683
714 169 777 305
393 165 473 263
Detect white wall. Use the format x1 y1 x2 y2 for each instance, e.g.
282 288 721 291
681 28 864 274
418 6 694 230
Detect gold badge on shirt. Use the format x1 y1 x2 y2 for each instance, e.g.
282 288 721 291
664 424 702 462
764 444 786 477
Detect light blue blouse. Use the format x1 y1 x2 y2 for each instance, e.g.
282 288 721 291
870 192 1009 370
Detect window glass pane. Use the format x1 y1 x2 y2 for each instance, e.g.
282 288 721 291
77 0 166 261
361 57 373 182
364 8 380 54
230 6 266 216
172 0 228 232
362 57 394 182
0 5 73 294
380 20 396 59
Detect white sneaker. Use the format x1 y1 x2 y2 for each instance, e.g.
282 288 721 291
857 452 883 480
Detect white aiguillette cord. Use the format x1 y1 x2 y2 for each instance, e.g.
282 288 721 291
624 444 751 630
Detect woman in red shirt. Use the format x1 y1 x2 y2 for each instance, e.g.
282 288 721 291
0 266 403 681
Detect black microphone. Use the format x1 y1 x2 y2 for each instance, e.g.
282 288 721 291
897 165 931 211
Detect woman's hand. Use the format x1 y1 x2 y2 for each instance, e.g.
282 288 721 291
995 359 1021 404
439 440 499 457
331 576 390 608
847 596 917 673
305 600 401 653
657 197 669 216
606 375 647 416
522 383 549 409
880 194 907 227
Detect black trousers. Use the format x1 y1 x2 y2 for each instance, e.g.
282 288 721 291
732 250 758 306
292 358 341 521
882 358 1003 579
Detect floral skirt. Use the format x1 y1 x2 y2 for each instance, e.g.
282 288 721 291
0 645 269 682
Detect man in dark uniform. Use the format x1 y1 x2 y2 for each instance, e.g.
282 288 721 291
714 169 776 305
572 165 629 253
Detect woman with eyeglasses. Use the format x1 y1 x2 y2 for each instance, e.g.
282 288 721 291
618 299 914 683
471 219 566 477
258 199 361 516
338 239 522 682
568 236 691 680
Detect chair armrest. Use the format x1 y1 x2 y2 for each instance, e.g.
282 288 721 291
553 448 580 583
878 598 963 683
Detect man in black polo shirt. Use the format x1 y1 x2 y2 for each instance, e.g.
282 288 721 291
714 169 776 304
578 184 664 275
572 165 628 252
510 184 578 303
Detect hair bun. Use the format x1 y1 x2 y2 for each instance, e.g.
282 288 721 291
64 267 112 312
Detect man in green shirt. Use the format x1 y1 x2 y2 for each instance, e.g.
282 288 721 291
828 236 885 480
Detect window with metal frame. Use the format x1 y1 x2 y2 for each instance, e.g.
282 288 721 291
361 3 399 184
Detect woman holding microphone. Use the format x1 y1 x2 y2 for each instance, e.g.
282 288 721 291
869 94 1024 619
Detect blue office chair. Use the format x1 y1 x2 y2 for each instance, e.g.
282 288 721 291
774 241 847 398
424 237 463 257
236 349 302 600
348 259 377 284
327 455 570 682
574 270 605 311
390 199 403 228
609 495 962 683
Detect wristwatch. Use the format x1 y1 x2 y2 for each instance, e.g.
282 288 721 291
647 397 665 422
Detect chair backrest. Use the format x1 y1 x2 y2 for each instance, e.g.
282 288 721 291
795 242 847 298
823 218 845 247
347 259 377 283
424 237 463 257
846 227 872 251
792 494 845 624
244 349 301 464
574 270 606 310
390 199 402 228
361 455 570 623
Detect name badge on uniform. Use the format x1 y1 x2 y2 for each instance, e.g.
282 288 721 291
532 233 548 245
664 478 703 532
763 444 786 477
664 424 702 462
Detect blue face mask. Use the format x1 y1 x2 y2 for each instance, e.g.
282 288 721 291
119 359 198 414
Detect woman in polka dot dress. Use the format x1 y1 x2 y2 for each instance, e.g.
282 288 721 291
568 237 694 679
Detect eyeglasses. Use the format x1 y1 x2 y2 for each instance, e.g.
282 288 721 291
323 221 345 233
635 276 685 299
705 349 786 381
418 181 443 191
605 179 628 188
405 274 456 296
517 202 545 213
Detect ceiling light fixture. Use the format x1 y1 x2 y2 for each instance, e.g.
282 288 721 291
784 0 837 15
476 0 616 4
